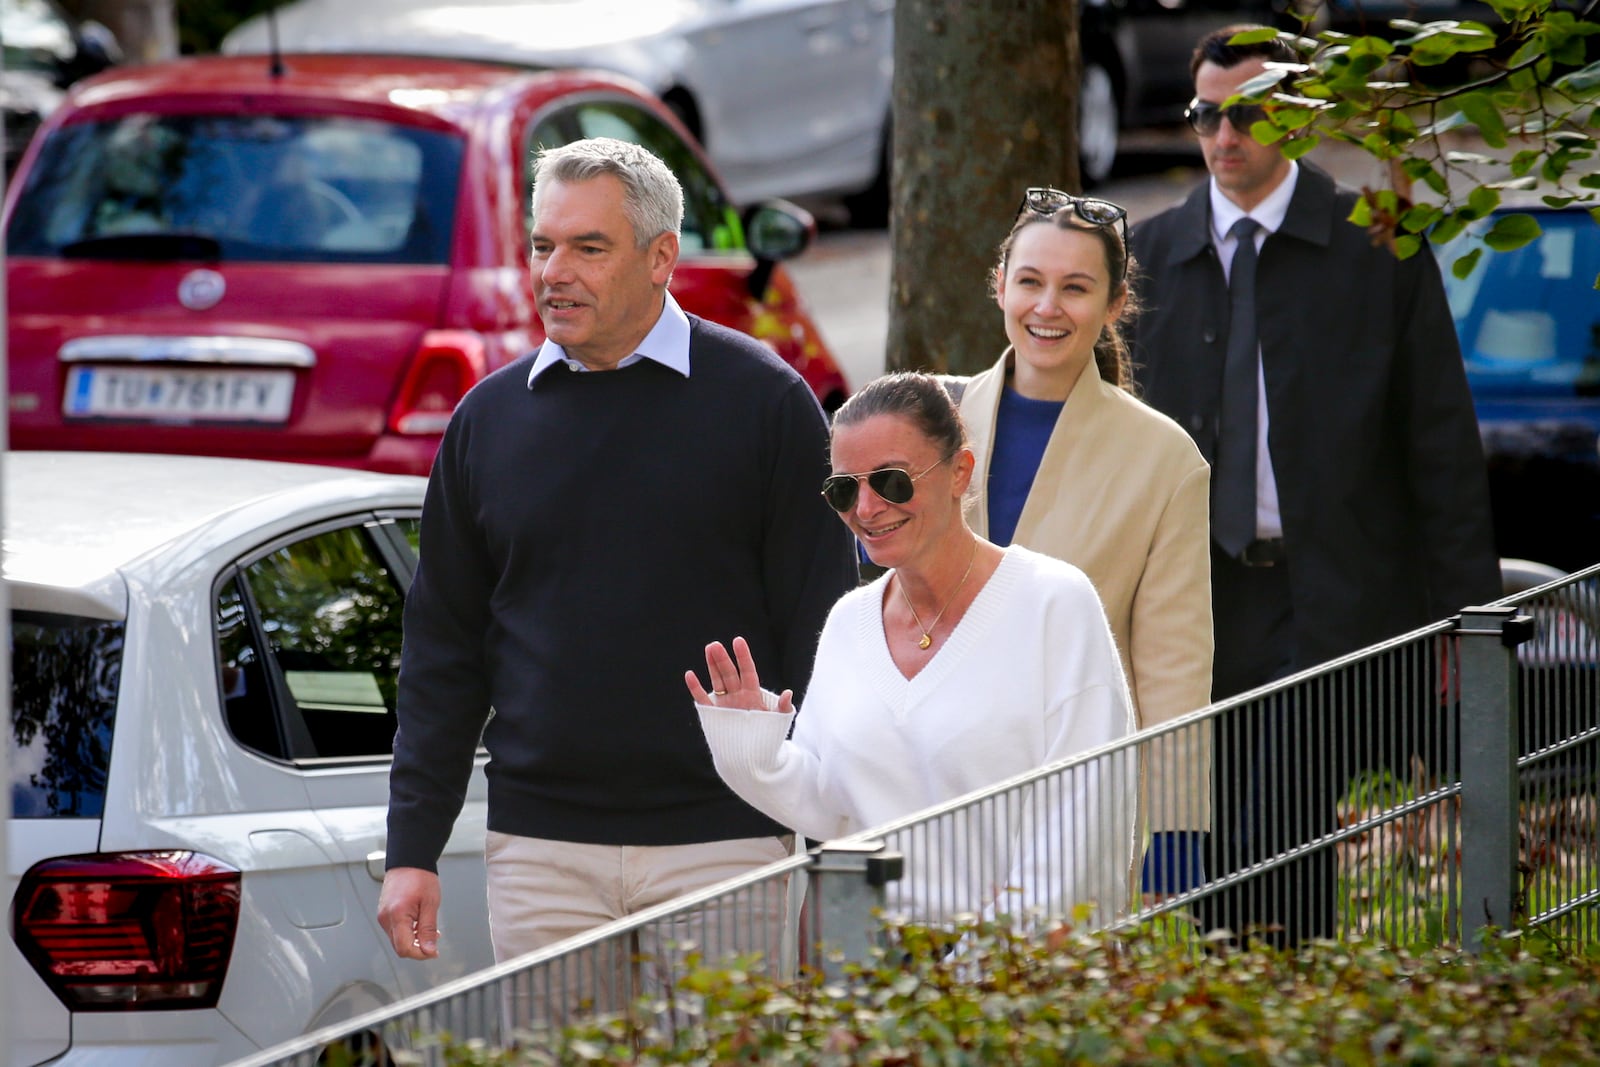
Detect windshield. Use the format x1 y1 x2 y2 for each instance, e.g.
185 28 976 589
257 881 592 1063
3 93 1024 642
7 111 464 263
1439 210 1600 399
10 610 123 818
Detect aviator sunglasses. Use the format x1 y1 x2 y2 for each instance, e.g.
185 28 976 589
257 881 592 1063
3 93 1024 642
1016 186 1129 245
821 456 949 513
1184 98 1269 137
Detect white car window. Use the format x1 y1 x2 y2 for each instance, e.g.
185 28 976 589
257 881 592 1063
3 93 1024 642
216 522 407 761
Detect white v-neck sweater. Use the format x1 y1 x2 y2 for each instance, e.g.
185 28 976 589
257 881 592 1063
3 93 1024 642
698 545 1138 924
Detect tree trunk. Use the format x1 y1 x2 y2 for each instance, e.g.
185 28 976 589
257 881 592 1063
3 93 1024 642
888 1 1080 375
60 0 178 63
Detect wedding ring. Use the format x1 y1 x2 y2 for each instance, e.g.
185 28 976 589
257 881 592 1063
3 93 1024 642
713 689 728 696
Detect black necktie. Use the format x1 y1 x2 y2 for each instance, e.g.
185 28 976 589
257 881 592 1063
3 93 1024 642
1214 217 1261 558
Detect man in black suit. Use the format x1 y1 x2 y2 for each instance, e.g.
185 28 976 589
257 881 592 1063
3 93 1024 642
1127 26 1500 944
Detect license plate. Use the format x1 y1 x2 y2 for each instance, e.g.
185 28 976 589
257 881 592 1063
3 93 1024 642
63 366 295 423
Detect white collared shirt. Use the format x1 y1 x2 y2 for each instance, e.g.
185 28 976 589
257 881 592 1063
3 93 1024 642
1208 164 1299 541
526 289 693 385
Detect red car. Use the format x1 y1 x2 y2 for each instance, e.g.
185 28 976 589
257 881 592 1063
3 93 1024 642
4 55 848 476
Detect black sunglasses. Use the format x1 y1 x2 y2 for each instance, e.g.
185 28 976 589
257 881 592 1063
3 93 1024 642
1184 98 1269 137
821 456 948 513
1016 186 1128 245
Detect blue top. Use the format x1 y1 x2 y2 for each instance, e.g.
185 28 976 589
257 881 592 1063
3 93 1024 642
985 387 1065 546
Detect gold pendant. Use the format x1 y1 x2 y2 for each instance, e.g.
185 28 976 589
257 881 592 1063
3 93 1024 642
917 633 932 650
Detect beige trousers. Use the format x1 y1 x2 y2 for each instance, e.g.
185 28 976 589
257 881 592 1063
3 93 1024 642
485 831 793 1028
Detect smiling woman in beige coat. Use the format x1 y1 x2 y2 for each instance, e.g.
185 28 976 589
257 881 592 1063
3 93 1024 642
959 188 1213 896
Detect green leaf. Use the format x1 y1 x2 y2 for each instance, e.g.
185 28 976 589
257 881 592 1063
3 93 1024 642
1348 197 1374 228
1579 173 1600 189
1458 94 1509 148
1542 149 1575 182
1466 185 1502 219
1228 26 1283 44
1484 0 1533 20
1401 157 1434 179
1347 35 1397 60
1430 213 1468 245
1407 20 1501 55
1250 120 1288 144
1451 246 1484 279
1282 131 1322 159
1483 213 1542 252
1401 204 1443 233
1509 149 1541 177
1272 106 1320 131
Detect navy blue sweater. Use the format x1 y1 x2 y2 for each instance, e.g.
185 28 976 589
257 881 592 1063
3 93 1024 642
387 317 858 870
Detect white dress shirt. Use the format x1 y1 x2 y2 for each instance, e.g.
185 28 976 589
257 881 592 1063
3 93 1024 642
526 289 693 384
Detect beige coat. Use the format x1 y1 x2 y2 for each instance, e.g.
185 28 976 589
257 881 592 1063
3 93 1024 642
960 350 1214 832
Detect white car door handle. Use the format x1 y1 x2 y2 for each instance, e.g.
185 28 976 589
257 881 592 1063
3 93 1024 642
366 850 386 881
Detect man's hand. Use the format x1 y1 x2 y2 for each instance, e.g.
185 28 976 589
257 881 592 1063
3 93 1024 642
378 866 443 960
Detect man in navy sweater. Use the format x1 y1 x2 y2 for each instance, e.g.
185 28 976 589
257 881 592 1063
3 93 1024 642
377 137 857 986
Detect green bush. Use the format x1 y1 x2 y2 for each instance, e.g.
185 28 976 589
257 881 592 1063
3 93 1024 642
405 918 1600 1065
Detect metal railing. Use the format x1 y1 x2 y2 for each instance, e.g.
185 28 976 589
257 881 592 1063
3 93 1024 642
230 562 1599 1065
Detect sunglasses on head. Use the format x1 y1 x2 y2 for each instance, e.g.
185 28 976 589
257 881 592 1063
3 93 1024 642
1016 186 1129 245
821 456 949 513
1184 98 1269 137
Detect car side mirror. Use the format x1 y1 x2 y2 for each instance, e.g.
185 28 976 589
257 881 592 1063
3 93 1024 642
743 199 814 300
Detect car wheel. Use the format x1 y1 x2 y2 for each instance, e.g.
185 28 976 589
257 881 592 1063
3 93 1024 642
317 1030 389 1066
1078 59 1119 189
842 121 890 230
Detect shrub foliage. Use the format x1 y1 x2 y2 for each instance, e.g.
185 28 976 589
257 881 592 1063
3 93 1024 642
401 918 1600 1065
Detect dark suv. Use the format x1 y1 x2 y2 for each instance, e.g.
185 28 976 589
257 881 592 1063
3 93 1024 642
1 0 120 175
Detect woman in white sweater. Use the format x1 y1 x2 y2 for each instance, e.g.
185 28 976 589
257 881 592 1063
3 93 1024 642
686 372 1137 925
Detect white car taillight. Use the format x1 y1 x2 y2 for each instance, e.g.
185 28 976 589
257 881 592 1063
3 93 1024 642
12 851 241 1011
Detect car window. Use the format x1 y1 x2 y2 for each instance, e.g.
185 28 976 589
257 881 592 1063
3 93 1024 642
9 610 123 817
526 100 745 256
1440 211 1600 398
216 522 407 761
7 112 465 263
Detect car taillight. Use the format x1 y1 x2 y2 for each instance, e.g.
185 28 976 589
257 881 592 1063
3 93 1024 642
12 851 241 1011
388 330 489 436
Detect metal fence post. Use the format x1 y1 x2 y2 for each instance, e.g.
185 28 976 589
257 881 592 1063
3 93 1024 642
1455 605 1534 950
805 840 903 980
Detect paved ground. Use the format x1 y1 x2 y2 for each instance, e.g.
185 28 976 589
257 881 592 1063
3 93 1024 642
786 126 1413 391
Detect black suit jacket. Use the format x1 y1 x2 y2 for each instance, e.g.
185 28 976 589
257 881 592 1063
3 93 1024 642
1127 162 1500 668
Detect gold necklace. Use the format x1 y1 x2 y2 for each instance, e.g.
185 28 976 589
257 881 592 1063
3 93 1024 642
896 537 979 650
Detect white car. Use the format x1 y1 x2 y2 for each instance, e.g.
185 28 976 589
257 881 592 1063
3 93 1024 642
6 452 492 1066
220 0 896 223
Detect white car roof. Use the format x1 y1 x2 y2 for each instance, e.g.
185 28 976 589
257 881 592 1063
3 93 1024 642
222 0 696 85
4 452 425 618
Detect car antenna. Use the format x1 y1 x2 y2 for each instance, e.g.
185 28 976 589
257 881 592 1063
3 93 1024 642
267 4 285 79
